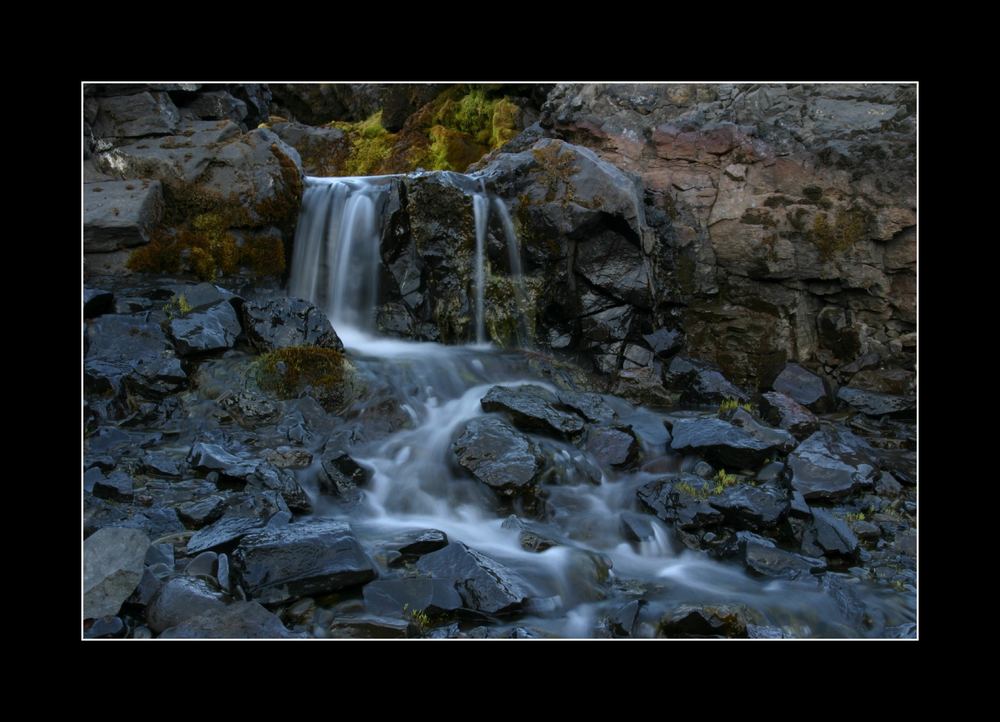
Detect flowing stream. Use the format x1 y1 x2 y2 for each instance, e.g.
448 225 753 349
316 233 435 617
285 175 914 638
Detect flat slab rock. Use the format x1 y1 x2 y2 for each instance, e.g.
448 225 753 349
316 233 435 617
787 427 878 501
84 180 164 253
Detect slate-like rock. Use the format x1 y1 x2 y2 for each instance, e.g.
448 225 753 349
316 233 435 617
760 391 819 439
773 363 832 412
837 387 915 418
481 385 585 439
453 416 542 495
415 542 530 615
788 427 878 501
241 297 343 352
147 577 227 633
169 301 241 356
159 601 297 638
84 528 151 619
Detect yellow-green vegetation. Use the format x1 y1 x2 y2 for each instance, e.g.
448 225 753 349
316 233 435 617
128 212 286 281
162 293 193 318
330 111 394 176
808 207 872 260
402 603 431 633
718 397 754 415
845 512 867 523
255 346 346 406
326 87 525 175
712 469 740 496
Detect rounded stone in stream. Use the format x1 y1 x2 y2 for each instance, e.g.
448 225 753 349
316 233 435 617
159 601 298 639
480 384 585 439
232 519 377 605
240 297 343 352
84 527 151 619
185 551 218 579
146 577 227 633
452 416 542 495
84 615 126 638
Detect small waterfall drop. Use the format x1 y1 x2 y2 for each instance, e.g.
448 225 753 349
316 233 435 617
493 197 532 347
472 187 490 345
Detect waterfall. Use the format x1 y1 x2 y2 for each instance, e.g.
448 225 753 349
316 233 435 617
492 197 532 347
472 189 490 345
288 177 388 331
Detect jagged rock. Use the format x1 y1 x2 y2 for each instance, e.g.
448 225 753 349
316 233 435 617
93 471 133 502
760 391 819 439
92 91 180 138
669 417 791 469
232 519 376 604
643 328 683 359
837 387 915 417
788 427 878 501
773 363 833 412
185 492 288 555
168 301 241 356
415 542 530 615
453 416 542 496
182 90 247 123
637 475 724 531
729 531 826 579
481 385 585 439
318 445 370 500
664 356 749 404
241 297 343 352
362 578 464 618
804 509 860 559
585 425 639 468
710 483 790 529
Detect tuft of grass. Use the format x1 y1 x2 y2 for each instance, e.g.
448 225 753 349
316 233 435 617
162 293 193 319
718 397 754 415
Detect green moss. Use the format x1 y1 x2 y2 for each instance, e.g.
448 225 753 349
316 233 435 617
718 397 754 415
845 512 866 523
490 98 520 149
162 293 193 318
255 346 347 406
808 207 872 260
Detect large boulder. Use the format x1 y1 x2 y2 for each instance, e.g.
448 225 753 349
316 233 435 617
787 427 879 501
452 416 543 496
241 297 343 352
92 91 180 138
159 601 298 638
480 385 585 439
415 542 531 615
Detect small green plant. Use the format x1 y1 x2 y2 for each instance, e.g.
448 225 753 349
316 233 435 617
402 603 431 632
712 469 740 495
718 397 754 416
162 293 193 319
845 512 867 523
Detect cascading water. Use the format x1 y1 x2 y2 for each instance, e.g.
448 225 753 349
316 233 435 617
284 173 914 638
492 196 532 347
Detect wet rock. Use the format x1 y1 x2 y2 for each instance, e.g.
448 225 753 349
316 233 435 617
664 356 750 404
373 529 450 567
185 493 287 555
837 387 915 418
415 542 530 615
669 417 789 469
728 408 798 452
160 601 297 638
805 509 860 559
875 472 903 497
84 315 186 415
790 491 812 519
247 463 313 514
147 577 227 634
84 288 114 318
481 385 585 439
93 471 133 502
363 578 464 618
849 368 914 396
637 475 725 531
576 230 652 308
760 391 819 440
852 520 881 541
732 532 826 579
84 180 164 253
262 447 313 469
85 616 126 638
186 442 258 479
643 328 683 360
586 425 640 468
92 91 180 138
607 600 645 637
232 519 376 604
168 301 241 356
710 483 790 530
773 363 833 412
619 512 658 543
141 452 182 477
129 568 164 607
84 527 150 619
177 496 226 528
241 297 343 352
217 553 230 592
328 616 413 638
218 391 280 429
501 515 565 552
318 446 370 499
453 416 542 496
788 427 878 501
145 543 174 568
657 604 749 638
85 497 184 540
611 365 673 408
557 390 617 424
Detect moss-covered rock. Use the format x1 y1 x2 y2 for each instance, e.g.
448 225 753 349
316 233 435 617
255 346 351 410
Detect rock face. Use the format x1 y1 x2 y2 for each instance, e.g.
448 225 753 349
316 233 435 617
84 180 163 252
540 83 915 389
